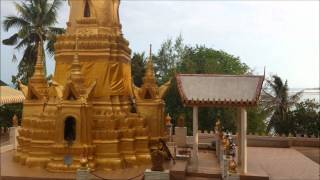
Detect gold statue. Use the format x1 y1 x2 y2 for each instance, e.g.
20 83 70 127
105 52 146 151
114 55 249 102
14 0 170 172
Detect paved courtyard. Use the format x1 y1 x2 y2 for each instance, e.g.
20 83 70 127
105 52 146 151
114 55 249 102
0 150 145 180
293 146 320 164
1 147 319 180
247 147 320 180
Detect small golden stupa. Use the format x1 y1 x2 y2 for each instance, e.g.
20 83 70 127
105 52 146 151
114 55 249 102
15 0 170 172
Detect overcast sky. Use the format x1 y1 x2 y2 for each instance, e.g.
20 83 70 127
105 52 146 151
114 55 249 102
1 0 319 89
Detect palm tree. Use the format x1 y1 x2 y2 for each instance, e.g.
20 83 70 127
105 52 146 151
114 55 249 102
261 75 302 135
131 52 147 87
2 0 65 85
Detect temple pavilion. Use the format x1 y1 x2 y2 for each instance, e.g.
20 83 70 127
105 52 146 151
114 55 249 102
176 74 264 174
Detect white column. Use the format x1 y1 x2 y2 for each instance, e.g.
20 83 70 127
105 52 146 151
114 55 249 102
9 127 20 149
236 108 242 166
192 106 199 170
240 107 247 174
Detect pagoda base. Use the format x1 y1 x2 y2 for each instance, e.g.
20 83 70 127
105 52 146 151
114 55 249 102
94 157 124 170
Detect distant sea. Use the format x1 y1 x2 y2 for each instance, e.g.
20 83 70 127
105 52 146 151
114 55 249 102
289 88 320 103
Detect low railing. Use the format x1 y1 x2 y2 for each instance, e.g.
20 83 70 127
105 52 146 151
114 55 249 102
173 131 319 148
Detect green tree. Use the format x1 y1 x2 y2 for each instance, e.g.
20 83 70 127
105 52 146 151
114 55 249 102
290 99 320 137
153 35 186 85
2 0 65 85
261 75 302 135
247 107 267 134
179 46 248 75
131 52 147 87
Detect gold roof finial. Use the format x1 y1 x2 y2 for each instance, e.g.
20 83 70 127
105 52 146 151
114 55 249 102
145 44 156 81
70 36 84 84
31 40 46 80
28 38 48 98
149 44 152 61
68 36 87 96
29 38 48 88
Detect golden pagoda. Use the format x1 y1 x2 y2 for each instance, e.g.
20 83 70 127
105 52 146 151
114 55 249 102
15 0 170 172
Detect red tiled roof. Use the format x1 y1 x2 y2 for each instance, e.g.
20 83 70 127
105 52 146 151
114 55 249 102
176 74 264 107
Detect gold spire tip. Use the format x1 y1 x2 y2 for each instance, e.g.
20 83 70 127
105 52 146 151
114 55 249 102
149 44 152 60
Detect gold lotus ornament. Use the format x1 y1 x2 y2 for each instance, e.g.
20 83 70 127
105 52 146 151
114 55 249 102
80 157 88 168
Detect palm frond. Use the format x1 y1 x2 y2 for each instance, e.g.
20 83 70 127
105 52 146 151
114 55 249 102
48 27 66 35
288 90 303 107
14 2 32 22
2 16 30 31
2 33 19 45
12 54 18 63
15 37 31 51
46 38 55 56
45 27 65 55
43 0 62 25
17 25 32 38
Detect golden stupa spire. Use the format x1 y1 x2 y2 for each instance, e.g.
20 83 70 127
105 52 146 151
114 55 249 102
26 38 48 99
70 36 84 85
30 40 47 83
144 44 156 83
149 44 152 60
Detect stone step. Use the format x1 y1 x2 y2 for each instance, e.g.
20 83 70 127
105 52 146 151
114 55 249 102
187 169 222 179
186 177 221 180
170 160 188 180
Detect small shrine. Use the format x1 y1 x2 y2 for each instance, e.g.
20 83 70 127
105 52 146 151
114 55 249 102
176 74 264 173
15 0 170 172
